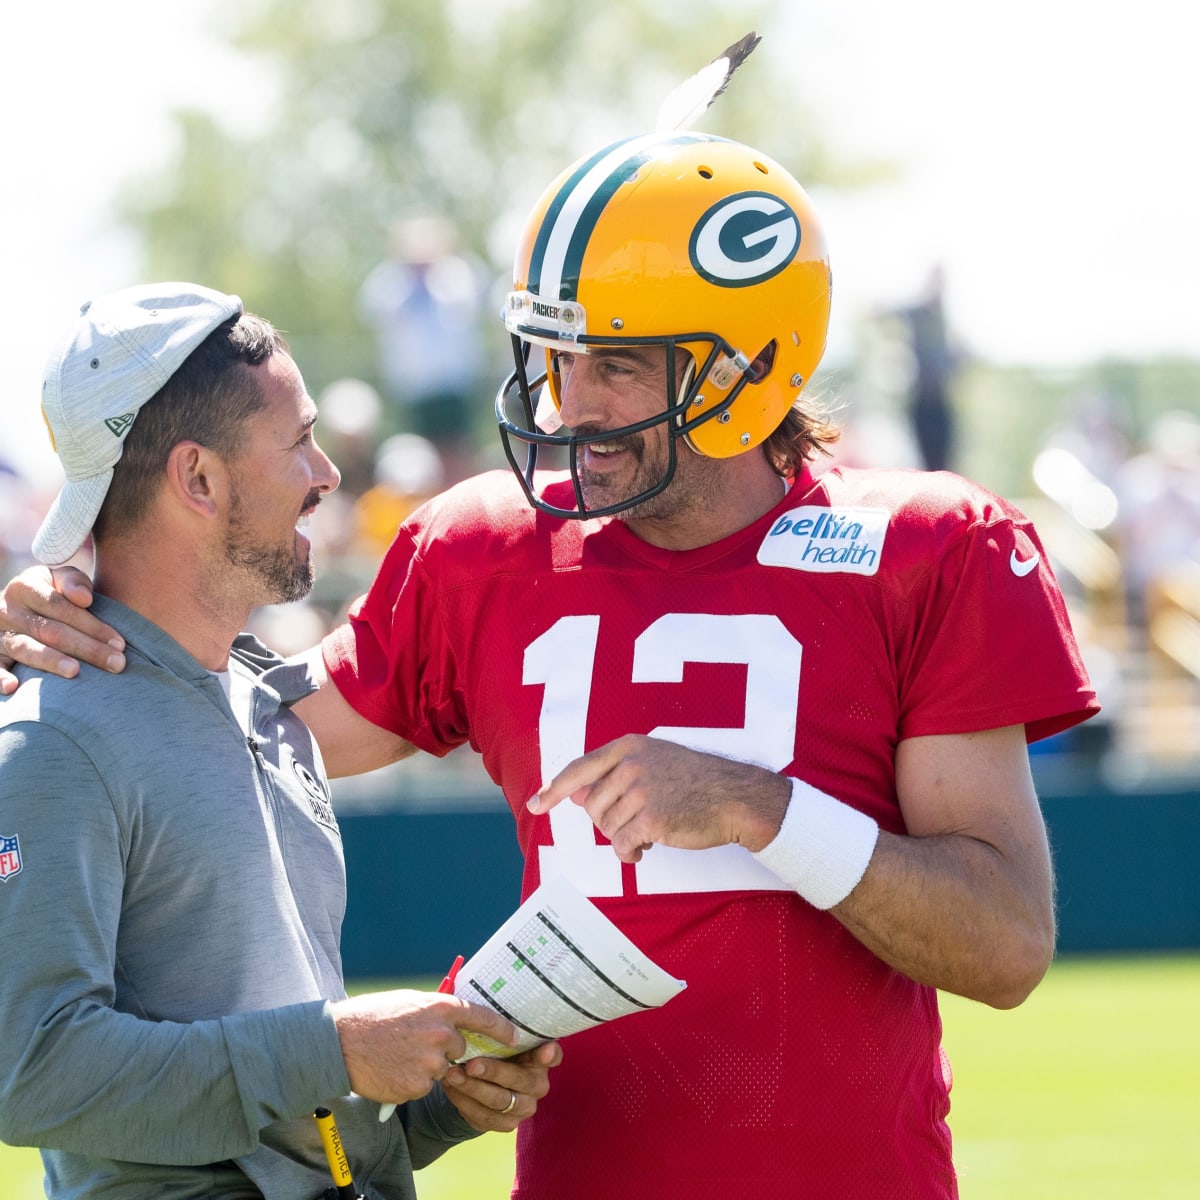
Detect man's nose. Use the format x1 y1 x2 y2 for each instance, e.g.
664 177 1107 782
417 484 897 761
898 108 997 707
555 360 596 428
313 441 342 494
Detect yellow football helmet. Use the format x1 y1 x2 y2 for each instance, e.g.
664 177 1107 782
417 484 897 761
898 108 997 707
496 131 832 518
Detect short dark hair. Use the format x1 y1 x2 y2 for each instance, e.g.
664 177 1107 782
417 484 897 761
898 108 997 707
93 312 288 543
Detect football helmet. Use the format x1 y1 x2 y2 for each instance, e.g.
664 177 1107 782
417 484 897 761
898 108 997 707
496 131 832 519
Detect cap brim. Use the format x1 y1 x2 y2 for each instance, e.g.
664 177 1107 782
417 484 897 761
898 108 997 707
32 471 114 566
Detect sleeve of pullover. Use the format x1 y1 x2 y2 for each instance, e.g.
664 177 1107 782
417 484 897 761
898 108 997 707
0 722 351 1164
400 1088 481 1169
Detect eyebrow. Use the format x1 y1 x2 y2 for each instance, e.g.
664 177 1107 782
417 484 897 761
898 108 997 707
284 410 319 444
589 347 659 367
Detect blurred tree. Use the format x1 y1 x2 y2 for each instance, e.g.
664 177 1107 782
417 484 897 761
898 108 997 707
117 0 887 399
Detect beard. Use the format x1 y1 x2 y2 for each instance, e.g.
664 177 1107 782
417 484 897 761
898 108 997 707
576 426 666 515
577 427 713 522
223 488 317 605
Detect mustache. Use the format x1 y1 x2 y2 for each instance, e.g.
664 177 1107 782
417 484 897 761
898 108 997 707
572 425 642 457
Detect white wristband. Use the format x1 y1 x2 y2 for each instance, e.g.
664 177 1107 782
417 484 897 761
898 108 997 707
752 777 880 910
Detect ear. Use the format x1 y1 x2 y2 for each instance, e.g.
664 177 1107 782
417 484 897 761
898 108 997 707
163 441 231 520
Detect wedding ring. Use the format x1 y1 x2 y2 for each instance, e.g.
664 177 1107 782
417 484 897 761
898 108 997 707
500 1090 518 1115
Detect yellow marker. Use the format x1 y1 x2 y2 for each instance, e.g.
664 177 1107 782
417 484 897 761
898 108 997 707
313 1105 362 1200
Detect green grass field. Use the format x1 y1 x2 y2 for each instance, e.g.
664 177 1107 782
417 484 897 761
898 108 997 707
3 954 1196 1198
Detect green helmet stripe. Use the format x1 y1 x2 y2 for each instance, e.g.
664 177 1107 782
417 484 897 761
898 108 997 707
528 133 710 303
527 136 640 299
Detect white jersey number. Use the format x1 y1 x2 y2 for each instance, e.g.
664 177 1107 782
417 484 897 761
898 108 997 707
523 613 801 896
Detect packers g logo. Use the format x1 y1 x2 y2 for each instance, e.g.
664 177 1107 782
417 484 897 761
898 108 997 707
689 191 800 288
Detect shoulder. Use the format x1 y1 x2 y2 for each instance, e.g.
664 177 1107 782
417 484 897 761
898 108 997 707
814 465 1031 558
818 465 1025 529
0 665 120 728
408 468 554 532
396 469 577 573
0 673 116 779
776 465 1036 598
0 647 211 754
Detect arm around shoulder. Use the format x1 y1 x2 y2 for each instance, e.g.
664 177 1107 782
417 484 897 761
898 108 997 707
0 564 125 685
290 642 418 778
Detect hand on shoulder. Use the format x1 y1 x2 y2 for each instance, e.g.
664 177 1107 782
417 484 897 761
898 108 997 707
0 565 124 692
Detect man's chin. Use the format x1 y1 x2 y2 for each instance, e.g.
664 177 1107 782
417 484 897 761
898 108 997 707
265 557 315 607
286 561 316 604
579 470 638 511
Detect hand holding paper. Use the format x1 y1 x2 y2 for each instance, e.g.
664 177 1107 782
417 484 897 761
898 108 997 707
378 875 686 1121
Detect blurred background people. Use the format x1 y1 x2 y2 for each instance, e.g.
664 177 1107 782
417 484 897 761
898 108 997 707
895 265 961 471
1114 409 1200 633
353 432 446 561
358 215 488 484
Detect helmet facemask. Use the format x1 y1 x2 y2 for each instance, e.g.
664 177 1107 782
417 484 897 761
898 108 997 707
495 328 757 520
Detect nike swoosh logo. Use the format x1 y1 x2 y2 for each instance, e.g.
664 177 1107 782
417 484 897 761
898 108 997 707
1010 549 1040 577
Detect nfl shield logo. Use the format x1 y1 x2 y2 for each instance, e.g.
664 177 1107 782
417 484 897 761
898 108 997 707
0 833 22 881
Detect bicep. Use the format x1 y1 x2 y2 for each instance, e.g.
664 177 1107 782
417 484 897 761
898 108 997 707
895 724 1052 879
291 646 418 778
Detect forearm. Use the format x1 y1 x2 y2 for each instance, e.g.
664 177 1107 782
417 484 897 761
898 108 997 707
0 1000 347 1161
841 727 1057 1007
751 729 1056 1008
830 827 1056 1008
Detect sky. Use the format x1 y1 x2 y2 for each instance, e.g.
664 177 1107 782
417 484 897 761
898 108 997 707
3 0 1198 488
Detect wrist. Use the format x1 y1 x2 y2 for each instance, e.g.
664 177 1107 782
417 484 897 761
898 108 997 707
751 777 879 910
737 771 794 852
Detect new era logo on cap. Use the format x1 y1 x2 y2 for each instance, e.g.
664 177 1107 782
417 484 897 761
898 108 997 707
32 282 243 566
104 413 138 438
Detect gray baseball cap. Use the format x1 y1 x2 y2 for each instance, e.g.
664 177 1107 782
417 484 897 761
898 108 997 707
33 282 243 565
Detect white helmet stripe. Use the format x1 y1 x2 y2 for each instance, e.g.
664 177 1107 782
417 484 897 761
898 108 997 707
532 132 711 302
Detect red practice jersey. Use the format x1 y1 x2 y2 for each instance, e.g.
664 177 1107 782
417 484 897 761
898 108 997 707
324 463 1098 1200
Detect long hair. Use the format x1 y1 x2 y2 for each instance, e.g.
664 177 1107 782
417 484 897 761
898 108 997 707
763 394 841 478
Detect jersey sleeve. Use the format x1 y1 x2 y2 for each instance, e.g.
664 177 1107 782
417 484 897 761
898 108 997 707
321 524 467 757
896 501 1099 743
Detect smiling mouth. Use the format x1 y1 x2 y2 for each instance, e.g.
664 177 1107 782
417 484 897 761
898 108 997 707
580 426 640 459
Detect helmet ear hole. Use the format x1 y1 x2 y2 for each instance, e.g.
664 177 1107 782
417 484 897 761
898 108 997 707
679 357 696 401
545 349 563 405
532 349 565 433
749 340 778 383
